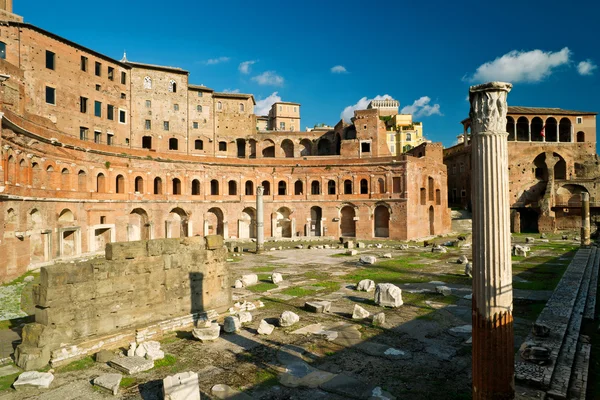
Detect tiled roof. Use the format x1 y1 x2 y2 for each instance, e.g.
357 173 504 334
125 61 188 74
213 92 256 104
508 106 596 116
188 85 214 92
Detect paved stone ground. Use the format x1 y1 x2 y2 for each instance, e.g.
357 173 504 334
0 233 582 399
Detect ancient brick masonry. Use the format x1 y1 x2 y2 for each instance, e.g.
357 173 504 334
15 235 231 370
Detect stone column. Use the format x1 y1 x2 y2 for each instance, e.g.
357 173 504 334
581 192 591 246
256 186 264 253
469 82 515 400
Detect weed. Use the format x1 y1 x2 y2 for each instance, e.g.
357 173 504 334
247 282 278 293
280 287 318 297
154 354 177 369
120 376 137 388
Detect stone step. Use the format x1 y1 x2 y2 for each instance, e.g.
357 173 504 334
583 246 600 321
515 248 592 388
545 248 595 398
567 336 591 400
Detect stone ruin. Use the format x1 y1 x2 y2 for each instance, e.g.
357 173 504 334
15 235 231 370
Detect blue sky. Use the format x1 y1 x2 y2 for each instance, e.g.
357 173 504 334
16 0 600 149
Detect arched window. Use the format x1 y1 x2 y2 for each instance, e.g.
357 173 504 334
217 101 222 111
0 42 6 60
172 178 181 195
228 180 237 195
378 178 385 194
577 131 585 142
77 170 87 192
328 180 336 195
344 179 352 194
169 80 177 93
245 180 254 195
61 168 70 190
116 174 125 193
197 105 202 112
294 180 303 195
192 179 201 195
135 176 144 193
311 180 320 195
239 103 245 112
195 139 204 150
154 177 162 194
143 76 152 89
210 179 219 195
406 133 412 141
169 138 178 150
262 181 270 195
97 173 106 193
278 180 287 195
360 179 368 194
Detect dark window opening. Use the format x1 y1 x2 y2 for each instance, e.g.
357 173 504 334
192 180 201 195
361 142 371 153
95 61 101 76
169 138 178 150
194 139 203 150
107 104 114 120
108 66 114 81
121 71 126 84
45 86 56 104
94 101 102 117
328 180 336 195
219 141 227 151
119 109 126 123
80 55 87 71
46 50 55 70
278 181 287 195
344 180 352 194
142 136 152 149
80 97 87 113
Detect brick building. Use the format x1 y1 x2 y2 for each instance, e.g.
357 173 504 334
0 3 451 283
444 106 598 233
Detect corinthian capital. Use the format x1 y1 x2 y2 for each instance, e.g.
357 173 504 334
469 82 512 134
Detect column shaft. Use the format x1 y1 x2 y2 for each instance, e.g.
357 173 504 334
256 186 264 253
581 192 590 246
470 82 515 400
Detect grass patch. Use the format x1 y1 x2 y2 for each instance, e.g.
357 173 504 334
160 335 179 345
280 287 318 297
120 376 137 388
247 282 278 293
313 281 340 291
56 356 95 373
345 256 432 285
1 271 39 287
512 254 572 291
154 354 177 369
255 368 278 388
303 271 330 280
513 299 546 321
0 372 20 391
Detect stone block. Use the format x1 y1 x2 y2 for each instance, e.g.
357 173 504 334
93 373 122 395
238 311 253 324
345 241 355 249
271 273 283 284
109 356 154 375
374 283 403 308
241 274 258 287
305 301 331 313
436 286 452 296
163 371 200 400
13 371 54 390
279 311 300 327
357 242 366 248
14 344 51 371
464 262 473 277
193 323 221 342
347 250 358 256
373 312 385 326
106 241 147 261
212 383 252 400
95 349 116 363
257 319 275 335
457 255 468 264
359 255 376 264
224 316 241 333
205 235 223 250
382 253 392 258
352 304 370 319
357 279 375 292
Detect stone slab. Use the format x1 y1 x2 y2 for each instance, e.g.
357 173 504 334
0 364 20 378
109 356 154 375
163 371 200 400
13 371 54 390
93 373 122 396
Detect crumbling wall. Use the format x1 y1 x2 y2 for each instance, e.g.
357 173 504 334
15 235 231 370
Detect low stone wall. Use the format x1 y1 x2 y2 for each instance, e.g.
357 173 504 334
15 235 231 369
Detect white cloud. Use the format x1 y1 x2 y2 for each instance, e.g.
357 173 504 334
465 47 571 83
239 60 258 74
205 56 231 65
340 94 392 122
401 96 442 118
222 88 240 93
252 71 284 86
331 65 348 74
577 59 597 76
255 92 281 116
